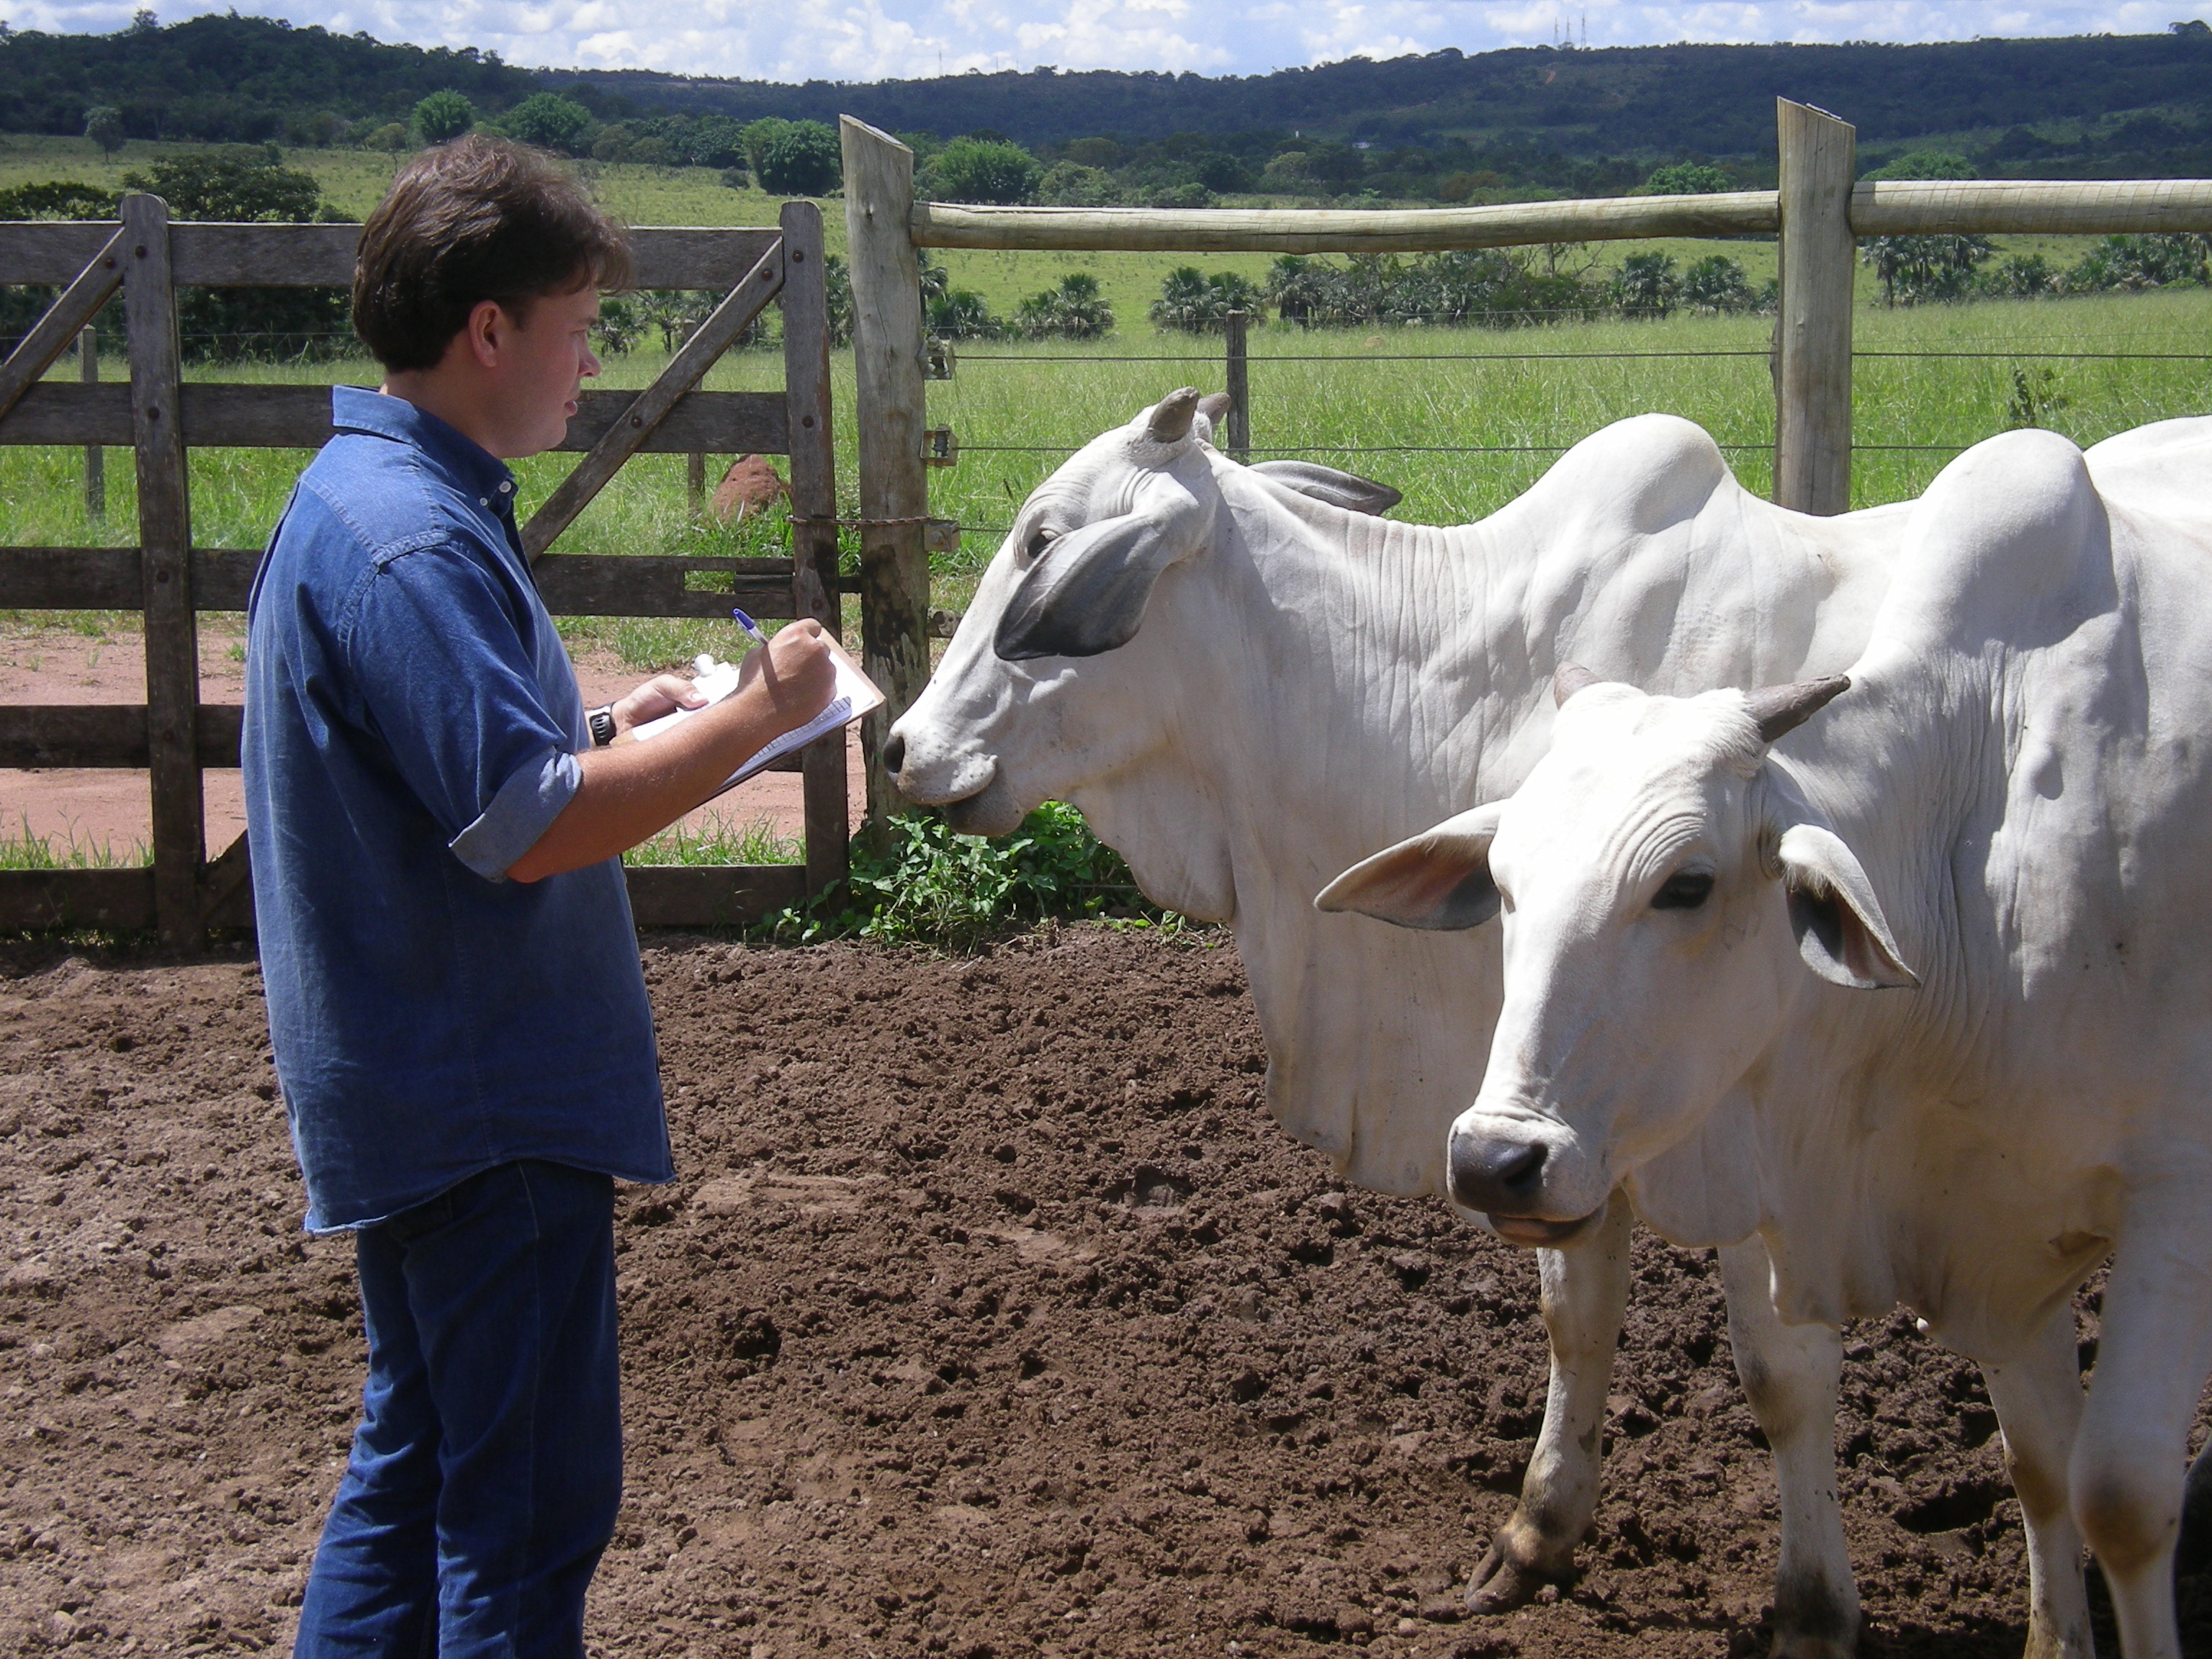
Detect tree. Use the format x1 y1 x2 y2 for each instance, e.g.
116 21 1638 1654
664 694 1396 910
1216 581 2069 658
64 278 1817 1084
745 120 840 196
1150 266 1262 332
1611 251 1679 318
1680 253 1754 313
118 155 349 361
84 105 126 157
501 93 595 155
1037 163 1118 207
414 89 474 144
1641 161 1730 194
1861 234 1994 304
1015 272 1114 339
926 287 999 340
926 137 1041 204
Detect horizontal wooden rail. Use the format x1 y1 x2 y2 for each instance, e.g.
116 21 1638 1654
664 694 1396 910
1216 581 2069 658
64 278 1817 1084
909 177 2211 253
0 861 808 932
912 192 1781 253
0 382 788 454
1850 178 2212 235
0 547 822 619
0 222 784 290
0 703 242 768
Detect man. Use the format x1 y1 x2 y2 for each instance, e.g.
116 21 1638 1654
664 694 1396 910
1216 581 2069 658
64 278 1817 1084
242 135 836 1656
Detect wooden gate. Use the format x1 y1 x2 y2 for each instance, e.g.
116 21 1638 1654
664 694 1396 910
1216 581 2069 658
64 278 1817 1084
0 198 848 946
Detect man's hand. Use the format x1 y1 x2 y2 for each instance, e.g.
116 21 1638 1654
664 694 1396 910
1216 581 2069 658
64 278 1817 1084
610 673 706 739
505 618 845 884
739 619 838 730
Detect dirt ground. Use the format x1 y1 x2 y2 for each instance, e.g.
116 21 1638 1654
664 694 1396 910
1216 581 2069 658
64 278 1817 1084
0 624 853 855
2 927 2208 1658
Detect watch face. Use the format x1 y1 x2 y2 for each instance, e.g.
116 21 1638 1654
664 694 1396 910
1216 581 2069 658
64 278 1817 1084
590 707 617 747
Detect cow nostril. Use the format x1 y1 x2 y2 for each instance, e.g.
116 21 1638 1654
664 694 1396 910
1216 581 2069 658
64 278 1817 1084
882 733 907 777
1496 1142 1547 1197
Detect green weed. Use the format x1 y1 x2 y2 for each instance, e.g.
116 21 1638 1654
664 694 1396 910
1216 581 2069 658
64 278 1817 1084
764 802 1174 950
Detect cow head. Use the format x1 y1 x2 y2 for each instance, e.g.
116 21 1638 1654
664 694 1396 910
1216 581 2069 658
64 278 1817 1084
1316 667 1915 1246
887 388 1398 894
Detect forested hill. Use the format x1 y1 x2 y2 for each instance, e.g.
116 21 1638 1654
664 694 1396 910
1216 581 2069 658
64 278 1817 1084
2 12 2211 170
576 32 2212 158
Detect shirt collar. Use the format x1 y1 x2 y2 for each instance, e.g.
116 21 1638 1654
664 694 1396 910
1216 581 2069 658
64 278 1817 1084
330 385 518 505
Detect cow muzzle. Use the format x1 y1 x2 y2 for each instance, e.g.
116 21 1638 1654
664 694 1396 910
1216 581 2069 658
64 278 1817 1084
1447 1119 1601 1247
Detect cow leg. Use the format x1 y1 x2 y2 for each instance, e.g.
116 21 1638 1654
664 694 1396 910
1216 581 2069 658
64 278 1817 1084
1978 1310 2093 1659
1467 1193 1633 1614
2068 1206 2212 1659
1717 1238 1858 1659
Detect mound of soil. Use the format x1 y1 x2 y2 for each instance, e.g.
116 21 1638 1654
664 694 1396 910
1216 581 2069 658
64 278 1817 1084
0 929 2203 1656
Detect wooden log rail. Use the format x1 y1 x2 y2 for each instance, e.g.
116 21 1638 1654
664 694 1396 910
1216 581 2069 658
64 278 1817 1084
0 211 845 939
908 176 2212 253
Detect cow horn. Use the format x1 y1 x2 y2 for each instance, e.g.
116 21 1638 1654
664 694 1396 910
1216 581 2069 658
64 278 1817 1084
1146 387 1202 444
1745 675 1851 742
1196 391 1232 428
1552 663 1603 708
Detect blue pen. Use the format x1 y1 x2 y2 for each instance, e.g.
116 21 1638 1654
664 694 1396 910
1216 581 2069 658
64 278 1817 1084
730 608 770 649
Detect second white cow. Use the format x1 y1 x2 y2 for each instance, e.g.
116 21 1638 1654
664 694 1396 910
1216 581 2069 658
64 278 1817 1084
1321 417 2212 1659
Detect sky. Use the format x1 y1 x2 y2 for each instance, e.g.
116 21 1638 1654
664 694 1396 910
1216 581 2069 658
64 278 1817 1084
5 0 2210 82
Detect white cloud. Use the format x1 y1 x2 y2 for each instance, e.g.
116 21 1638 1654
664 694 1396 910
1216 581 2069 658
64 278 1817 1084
6 0 2206 80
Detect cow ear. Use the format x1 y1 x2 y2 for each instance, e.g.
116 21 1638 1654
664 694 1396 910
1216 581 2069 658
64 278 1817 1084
1249 460 1403 517
1776 824 1919 990
1315 804 1505 930
995 512 1186 662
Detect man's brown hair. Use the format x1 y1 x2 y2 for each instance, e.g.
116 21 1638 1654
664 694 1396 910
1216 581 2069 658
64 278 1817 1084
352 135 633 372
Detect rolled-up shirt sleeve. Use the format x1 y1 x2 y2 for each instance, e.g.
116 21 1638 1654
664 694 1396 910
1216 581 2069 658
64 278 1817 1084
343 539 580 881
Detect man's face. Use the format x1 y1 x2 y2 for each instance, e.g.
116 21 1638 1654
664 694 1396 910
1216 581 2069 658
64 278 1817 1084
490 282 603 459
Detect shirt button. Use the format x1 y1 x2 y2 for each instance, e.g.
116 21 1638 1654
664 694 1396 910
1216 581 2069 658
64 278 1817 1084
479 497 489 506
499 481 513 493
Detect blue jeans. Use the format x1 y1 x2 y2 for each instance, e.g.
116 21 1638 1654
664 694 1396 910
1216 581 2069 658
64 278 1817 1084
293 1160 623 1658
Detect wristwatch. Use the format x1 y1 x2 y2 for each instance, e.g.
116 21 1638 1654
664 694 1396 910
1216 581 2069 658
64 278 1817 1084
588 704 617 747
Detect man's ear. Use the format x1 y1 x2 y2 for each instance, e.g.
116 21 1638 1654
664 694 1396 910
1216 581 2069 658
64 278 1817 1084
1315 804 1506 930
1777 824 1919 990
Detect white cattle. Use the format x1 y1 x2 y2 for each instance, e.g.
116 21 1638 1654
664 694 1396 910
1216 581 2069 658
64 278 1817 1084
890 387 1922 1651
1321 416 2212 1659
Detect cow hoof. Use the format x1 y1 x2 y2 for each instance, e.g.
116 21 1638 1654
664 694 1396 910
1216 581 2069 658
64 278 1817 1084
1465 1541 1567 1616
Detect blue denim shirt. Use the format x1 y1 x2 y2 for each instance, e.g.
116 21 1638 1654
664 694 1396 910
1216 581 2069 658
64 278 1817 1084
243 387 672 1232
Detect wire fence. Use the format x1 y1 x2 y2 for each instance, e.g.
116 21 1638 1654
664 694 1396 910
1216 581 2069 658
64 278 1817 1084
931 320 2212 547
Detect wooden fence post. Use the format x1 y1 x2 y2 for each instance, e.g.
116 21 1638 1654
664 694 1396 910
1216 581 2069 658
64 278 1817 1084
122 193 204 948
1223 310 1251 461
840 116 930 831
686 451 706 514
1773 99 1857 516
779 199 851 895
80 325 103 521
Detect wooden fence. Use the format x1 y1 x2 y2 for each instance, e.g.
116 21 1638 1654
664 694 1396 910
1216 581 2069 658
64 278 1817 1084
0 200 849 945
840 99 2212 770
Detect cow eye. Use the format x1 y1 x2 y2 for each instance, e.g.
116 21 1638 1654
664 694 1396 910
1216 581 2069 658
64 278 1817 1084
1653 872 1714 911
1023 526 1059 560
